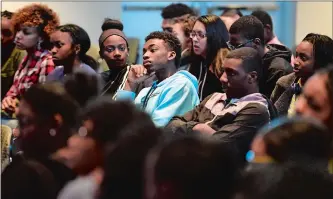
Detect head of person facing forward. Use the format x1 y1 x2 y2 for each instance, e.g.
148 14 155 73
99 18 129 69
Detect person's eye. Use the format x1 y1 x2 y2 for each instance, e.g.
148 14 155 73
105 46 115 52
119 45 126 51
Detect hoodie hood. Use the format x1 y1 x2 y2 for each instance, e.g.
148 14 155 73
157 70 199 90
263 44 292 63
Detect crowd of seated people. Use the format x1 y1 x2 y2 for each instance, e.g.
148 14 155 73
1 3 333 199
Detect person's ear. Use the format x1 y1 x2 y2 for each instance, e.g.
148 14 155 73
54 113 63 128
74 44 81 55
167 51 176 61
253 38 262 46
248 71 258 84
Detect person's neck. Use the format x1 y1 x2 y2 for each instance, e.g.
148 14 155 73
267 34 275 44
63 57 82 74
155 64 177 82
262 46 269 57
26 46 38 56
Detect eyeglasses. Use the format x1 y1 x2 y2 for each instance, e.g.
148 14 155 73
189 31 207 40
227 39 255 50
104 45 127 53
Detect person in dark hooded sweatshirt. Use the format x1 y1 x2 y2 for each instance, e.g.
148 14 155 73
229 15 293 98
251 10 295 67
98 18 131 99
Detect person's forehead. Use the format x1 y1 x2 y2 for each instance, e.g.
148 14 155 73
296 41 313 55
304 74 328 98
103 35 127 46
224 58 243 70
144 38 166 48
50 31 72 42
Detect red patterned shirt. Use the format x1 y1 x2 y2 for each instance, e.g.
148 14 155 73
5 49 55 99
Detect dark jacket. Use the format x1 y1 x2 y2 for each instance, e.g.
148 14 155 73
270 73 298 116
100 66 130 98
260 44 293 98
1 154 76 199
189 60 222 101
166 92 277 158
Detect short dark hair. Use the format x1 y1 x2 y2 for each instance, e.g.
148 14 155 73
145 31 182 68
225 47 263 81
21 82 79 155
101 18 123 31
154 135 241 199
259 116 332 163
64 70 102 108
99 110 162 199
221 8 243 17
302 33 333 70
251 10 273 31
1 10 14 19
161 3 196 19
229 15 265 46
236 164 333 199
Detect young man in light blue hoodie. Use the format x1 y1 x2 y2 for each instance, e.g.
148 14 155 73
117 31 199 127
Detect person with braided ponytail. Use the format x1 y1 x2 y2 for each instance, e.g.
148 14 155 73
1 3 59 118
47 24 97 83
271 33 333 116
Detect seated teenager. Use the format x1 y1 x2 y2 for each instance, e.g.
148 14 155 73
229 15 293 97
271 33 333 116
167 47 276 157
98 19 132 99
1 4 59 118
1 10 26 100
116 31 200 127
47 24 97 83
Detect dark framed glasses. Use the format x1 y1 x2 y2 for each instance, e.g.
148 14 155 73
189 31 207 40
227 39 255 50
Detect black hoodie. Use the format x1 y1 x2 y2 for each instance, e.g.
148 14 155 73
260 44 293 98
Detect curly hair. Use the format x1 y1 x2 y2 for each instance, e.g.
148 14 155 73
145 31 182 68
12 3 59 38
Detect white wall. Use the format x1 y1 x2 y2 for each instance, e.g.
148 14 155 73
295 2 333 45
1 2 122 45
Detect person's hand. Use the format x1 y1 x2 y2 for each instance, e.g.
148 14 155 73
131 64 147 78
192 123 216 135
124 65 147 91
2 96 17 112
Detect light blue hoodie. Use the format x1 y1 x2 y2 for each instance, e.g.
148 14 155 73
117 70 200 127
